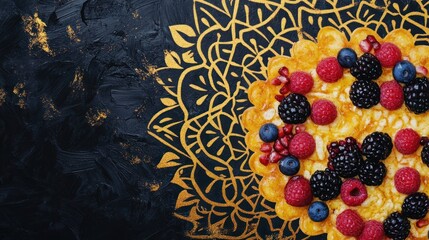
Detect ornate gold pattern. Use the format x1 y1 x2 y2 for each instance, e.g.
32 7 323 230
148 1 429 238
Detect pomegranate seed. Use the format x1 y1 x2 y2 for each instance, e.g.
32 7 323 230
260 143 272 153
280 136 289 148
366 35 378 44
278 75 289 84
417 219 429 228
275 95 284 102
269 151 283 163
417 66 428 76
279 149 289 156
372 42 381 50
278 127 285 138
284 124 293 134
274 140 285 152
279 84 289 94
259 154 269 165
420 136 429 146
271 77 282 85
286 134 294 141
328 161 334 170
278 66 289 77
339 140 346 145
357 142 362 150
295 124 306 133
359 39 372 53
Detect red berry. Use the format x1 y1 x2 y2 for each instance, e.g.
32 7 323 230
288 132 315 159
269 151 283 163
341 178 368 206
310 99 337 125
275 95 284 102
375 42 402 67
359 39 372 53
417 65 428 76
380 80 404 110
316 57 343 83
358 220 385 240
366 35 378 44
289 71 314 94
278 66 289 77
279 84 289 94
259 154 269 165
336 209 365 237
394 128 421 154
394 167 421 194
260 143 272 153
284 176 313 207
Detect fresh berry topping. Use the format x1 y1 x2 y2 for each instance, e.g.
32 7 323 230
340 178 368 206
350 53 382 81
403 77 429 114
337 48 358 68
361 132 393 160
275 94 284 102
375 42 402 67
420 136 429 145
279 156 300 176
422 143 429 167
394 167 421 194
393 60 417 84
284 176 313 207
416 65 428 76
336 209 365 237
310 99 337 125
278 66 289 77
310 168 342 201
308 201 329 222
260 143 272 152
288 132 315 159
316 57 343 83
380 80 404 110
349 80 380 109
358 220 385 240
259 154 269 165
279 84 289 94
278 93 311 124
328 137 363 178
383 212 410 240
358 160 387 186
402 192 429 219
268 151 283 163
359 39 372 53
259 123 279 142
394 128 421 154
372 42 381 50
289 71 314 95
366 35 378 44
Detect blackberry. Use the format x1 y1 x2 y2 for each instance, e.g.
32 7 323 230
383 212 410 240
403 77 429 114
422 144 429 167
349 80 380 109
361 132 393 160
310 169 342 201
350 53 382 81
328 137 363 178
278 93 311 124
402 192 429 219
358 160 386 186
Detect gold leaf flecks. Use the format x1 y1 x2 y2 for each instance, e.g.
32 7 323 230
22 12 53 55
66 25 80 42
196 95 208 105
164 50 183 69
182 50 197 64
86 109 109 126
169 24 196 48
160 97 176 106
71 67 84 91
157 152 181 168
0 89 5 106
175 190 199 209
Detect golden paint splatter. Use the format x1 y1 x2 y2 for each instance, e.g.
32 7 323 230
71 67 84 91
132 10 140 19
0 89 6 106
86 108 109 126
22 12 53 55
130 156 142 165
135 57 160 81
144 182 161 192
13 83 26 109
66 25 81 43
41 96 60 120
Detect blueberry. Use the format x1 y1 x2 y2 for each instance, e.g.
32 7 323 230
393 60 416 83
337 48 357 68
308 201 329 222
259 123 278 142
279 156 300 176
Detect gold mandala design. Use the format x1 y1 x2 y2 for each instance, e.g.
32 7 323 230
148 1 429 238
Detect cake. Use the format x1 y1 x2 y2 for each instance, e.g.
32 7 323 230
243 27 429 239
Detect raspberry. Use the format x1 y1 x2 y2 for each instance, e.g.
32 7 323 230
380 80 404 110
394 128 421 154
340 178 368 206
316 57 343 83
336 209 365 237
358 220 385 240
288 132 315 159
375 42 402 67
284 176 313 207
310 99 337 125
394 167 421 194
289 71 314 95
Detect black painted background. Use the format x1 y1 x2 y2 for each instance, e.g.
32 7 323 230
0 0 421 239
